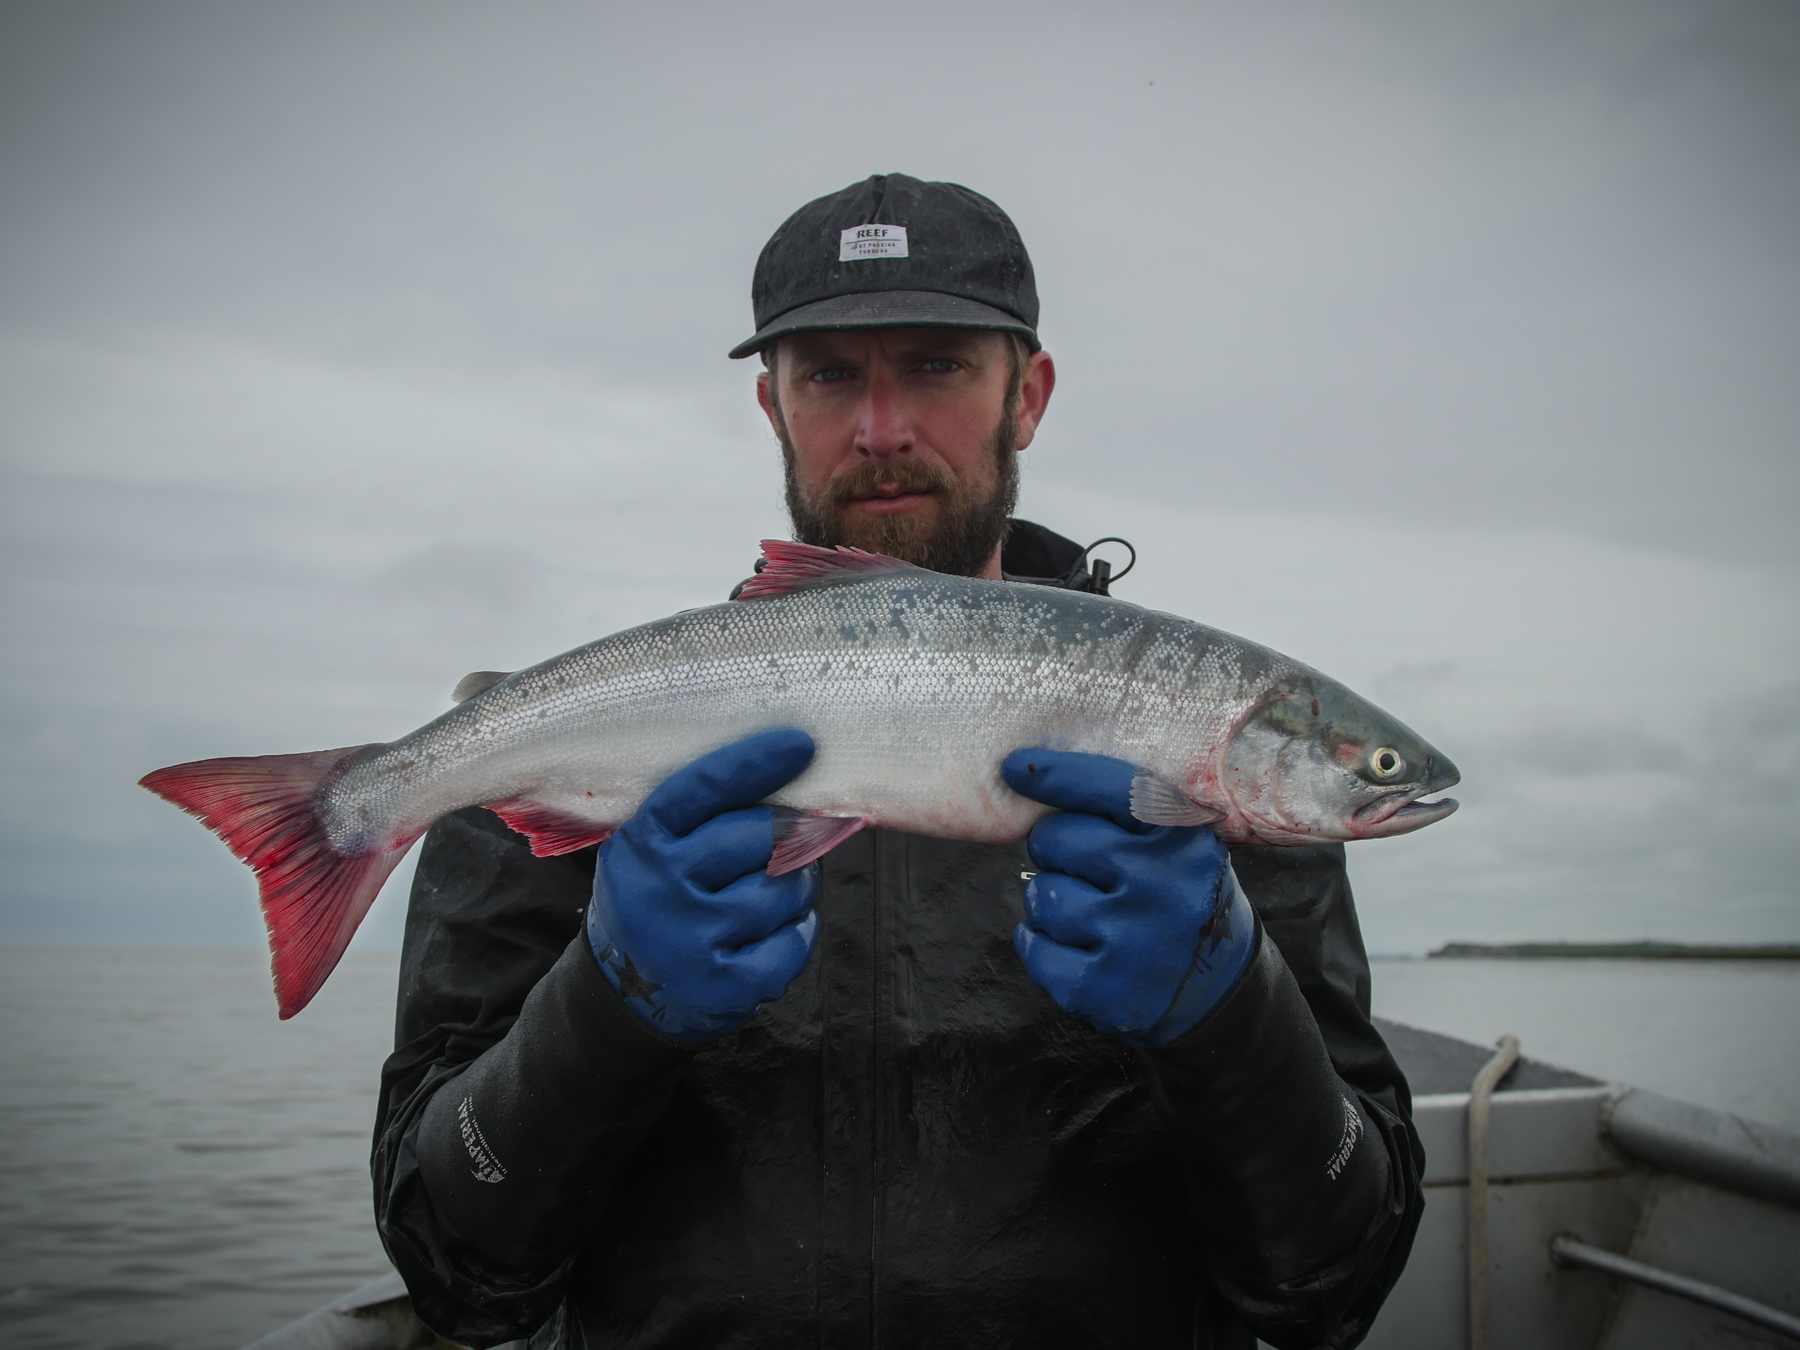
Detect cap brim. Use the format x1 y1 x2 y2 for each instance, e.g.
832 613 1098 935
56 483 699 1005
728 290 1038 359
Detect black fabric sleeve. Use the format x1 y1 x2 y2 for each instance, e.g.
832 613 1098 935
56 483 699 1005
1148 845 1425 1350
371 808 692 1347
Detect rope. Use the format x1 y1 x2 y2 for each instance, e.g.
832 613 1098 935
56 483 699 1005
1468 1034 1520 1350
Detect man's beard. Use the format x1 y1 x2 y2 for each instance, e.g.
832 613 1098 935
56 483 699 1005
776 403 1020 578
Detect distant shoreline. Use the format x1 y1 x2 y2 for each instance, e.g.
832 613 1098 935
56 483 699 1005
1427 941 1800 961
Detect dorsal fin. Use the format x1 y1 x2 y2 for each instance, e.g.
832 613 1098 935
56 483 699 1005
733 540 919 601
451 670 511 704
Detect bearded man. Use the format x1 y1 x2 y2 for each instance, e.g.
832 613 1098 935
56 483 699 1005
373 174 1424 1350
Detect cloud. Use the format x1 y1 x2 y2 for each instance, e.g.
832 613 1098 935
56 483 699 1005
378 542 539 616
1490 722 1690 778
1 0 1796 964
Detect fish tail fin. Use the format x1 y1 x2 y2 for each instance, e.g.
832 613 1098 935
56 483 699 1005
139 745 415 1018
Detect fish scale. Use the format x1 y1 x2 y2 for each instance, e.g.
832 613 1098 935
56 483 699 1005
139 541 1459 1017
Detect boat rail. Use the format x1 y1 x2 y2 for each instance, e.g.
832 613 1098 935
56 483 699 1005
1604 1086 1800 1209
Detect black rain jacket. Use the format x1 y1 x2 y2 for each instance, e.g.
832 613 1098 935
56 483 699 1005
371 522 1425 1350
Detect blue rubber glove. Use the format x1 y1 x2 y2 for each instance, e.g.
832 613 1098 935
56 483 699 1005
1002 750 1256 1048
588 729 821 1045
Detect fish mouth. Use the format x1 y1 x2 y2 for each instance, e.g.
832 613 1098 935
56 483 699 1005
1353 792 1460 835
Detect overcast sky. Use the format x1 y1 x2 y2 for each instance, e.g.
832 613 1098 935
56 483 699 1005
2 0 1795 963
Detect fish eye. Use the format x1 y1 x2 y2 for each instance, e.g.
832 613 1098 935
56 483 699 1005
1370 747 1405 780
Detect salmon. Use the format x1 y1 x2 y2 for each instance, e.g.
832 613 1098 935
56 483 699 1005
142 541 1459 1016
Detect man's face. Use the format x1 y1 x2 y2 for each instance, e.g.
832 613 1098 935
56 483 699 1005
757 328 1054 578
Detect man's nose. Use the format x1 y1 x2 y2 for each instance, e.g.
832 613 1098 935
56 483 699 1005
853 375 912 459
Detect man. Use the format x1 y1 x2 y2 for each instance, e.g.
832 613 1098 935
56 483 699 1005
373 174 1424 1349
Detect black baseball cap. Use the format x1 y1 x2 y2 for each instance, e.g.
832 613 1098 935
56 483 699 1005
728 173 1040 360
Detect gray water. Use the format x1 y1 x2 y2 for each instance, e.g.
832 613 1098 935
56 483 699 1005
1 947 395 1350
1371 956 1800 1127
2 945 1797 1350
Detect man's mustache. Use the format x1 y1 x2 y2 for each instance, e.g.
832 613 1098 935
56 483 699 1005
815 458 962 513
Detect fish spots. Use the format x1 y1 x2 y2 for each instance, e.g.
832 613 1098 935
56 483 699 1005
1312 698 1320 718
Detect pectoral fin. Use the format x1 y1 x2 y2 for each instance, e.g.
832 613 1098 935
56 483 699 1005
1128 773 1227 828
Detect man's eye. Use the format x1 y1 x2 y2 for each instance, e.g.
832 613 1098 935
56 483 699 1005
809 367 852 383
921 359 960 373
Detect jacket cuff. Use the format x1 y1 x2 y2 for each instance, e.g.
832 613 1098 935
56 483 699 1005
1154 916 1285 1069
1148 920 1390 1293
414 936 695 1268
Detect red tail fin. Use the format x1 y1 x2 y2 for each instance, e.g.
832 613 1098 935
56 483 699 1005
140 746 416 1018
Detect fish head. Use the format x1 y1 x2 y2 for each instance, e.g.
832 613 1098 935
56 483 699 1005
1219 681 1460 843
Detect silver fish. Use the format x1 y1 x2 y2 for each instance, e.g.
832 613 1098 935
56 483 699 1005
142 541 1459 1016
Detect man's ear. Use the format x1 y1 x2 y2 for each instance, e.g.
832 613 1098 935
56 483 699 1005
1013 350 1056 452
756 369 780 433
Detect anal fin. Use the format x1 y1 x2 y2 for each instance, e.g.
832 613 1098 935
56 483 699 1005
1128 774 1227 829
486 798 617 856
769 809 868 874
